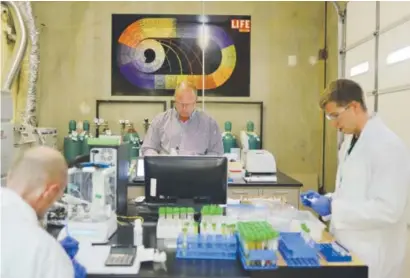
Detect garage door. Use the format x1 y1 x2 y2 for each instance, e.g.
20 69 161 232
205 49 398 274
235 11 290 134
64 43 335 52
344 1 410 148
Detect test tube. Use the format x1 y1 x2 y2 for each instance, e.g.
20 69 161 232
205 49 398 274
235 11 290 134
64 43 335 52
187 207 194 221
182 227 188 256
331 241 348 256
159 207 165 220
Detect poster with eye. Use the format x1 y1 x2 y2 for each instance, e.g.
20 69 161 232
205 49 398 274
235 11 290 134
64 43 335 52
111 14 251 97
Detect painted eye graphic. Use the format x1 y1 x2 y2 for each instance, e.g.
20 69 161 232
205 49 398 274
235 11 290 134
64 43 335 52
113 16 250 97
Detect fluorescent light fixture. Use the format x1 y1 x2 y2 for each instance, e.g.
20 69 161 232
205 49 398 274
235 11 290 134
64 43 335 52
386 46 410 65
350 61 369 77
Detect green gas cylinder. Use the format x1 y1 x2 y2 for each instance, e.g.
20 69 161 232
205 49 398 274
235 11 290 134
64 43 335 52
68 120 76 133
64 120 81 163
78 120 90 156
222 121 237 153
64 137 81 163
129 133 141 159
123 128 141 160
246 121 261 150
83 120 90 133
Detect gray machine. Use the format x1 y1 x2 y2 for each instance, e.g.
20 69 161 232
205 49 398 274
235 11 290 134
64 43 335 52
88 138 130 216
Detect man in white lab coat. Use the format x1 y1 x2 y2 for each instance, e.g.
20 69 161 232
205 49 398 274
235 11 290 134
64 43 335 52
301 79 410 278
1 146 74 278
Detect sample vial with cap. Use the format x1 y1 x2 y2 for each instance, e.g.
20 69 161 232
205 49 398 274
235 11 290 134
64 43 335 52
134 219 143 246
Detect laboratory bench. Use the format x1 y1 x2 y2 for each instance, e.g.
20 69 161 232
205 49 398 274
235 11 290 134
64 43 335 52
128 171 303 208
48 202 368 278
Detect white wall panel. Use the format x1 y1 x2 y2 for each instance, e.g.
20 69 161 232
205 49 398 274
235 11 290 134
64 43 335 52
380 1 410 30
346 1 376 47
378 20 410 91
345 39 375 94
378 90 410 149
365 94 375 114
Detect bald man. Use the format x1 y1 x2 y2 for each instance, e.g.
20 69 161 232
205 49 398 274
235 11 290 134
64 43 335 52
1 146 74 278
141 81 224 156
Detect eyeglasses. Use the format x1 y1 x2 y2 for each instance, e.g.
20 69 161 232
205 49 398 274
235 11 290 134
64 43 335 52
175 101 196 108
325 106 349 120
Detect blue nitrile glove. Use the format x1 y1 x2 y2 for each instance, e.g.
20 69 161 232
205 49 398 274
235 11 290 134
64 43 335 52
60 237 87 277
60 236 79 259
300 190 321 207
73 259 87 278
310 195 331 217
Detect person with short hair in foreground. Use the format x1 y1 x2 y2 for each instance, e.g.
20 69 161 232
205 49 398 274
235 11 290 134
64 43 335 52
1 146 75 278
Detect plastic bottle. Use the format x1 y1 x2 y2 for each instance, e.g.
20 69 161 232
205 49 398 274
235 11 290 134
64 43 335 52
134 219 143 246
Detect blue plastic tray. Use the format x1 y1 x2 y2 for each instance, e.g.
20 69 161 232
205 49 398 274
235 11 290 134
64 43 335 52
279 233 320 268
316 243 352 262
176 234 237 260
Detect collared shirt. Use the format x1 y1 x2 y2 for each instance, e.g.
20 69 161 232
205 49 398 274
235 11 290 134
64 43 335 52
0 188 74 278
141 109 224 156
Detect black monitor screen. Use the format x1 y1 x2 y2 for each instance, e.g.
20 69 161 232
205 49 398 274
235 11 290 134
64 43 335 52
144 156 228 204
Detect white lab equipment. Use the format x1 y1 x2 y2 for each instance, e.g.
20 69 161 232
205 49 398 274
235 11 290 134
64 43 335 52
244 150 277 182
57 164 118 244
134 219 143 246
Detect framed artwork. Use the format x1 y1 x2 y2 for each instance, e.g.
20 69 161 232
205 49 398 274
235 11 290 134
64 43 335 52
112 14 251 97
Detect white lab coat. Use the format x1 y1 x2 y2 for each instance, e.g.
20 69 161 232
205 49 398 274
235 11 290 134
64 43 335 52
0 188 74 278
329 116 410 278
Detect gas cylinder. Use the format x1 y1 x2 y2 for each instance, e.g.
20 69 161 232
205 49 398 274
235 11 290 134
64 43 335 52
246 121 261 150
129 133 141 159
63 120 81 163
123 125 141 160
80 120 90 156
69 120 76 133
222 121 237 153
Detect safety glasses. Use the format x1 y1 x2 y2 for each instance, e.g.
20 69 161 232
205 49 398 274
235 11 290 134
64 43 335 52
325 105 350 120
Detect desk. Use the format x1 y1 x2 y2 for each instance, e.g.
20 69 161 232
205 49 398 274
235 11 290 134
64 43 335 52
48 201 367 278
128 171 303 208
49 223 367 278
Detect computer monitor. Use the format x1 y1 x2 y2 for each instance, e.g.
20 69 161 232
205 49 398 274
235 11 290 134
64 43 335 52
144 156 228 205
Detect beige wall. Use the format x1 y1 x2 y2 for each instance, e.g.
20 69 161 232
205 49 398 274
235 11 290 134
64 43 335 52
28 1 338 191
1 4 28 124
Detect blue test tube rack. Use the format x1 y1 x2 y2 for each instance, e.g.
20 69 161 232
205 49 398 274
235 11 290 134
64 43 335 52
278 232 320 267
316 243 352 262
176 234 238 260
237 234 278 270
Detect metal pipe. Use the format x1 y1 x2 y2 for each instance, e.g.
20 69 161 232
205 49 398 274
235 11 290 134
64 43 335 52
332 1 347 149
319 1 328 194
378 84 410 95
339 5 347 149
379 14 410 36
374 1 380 112
344 34 375 52
1 1 27 92
17 1 39 126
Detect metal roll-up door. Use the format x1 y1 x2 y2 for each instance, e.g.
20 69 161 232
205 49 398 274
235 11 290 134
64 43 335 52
344 1 410 148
